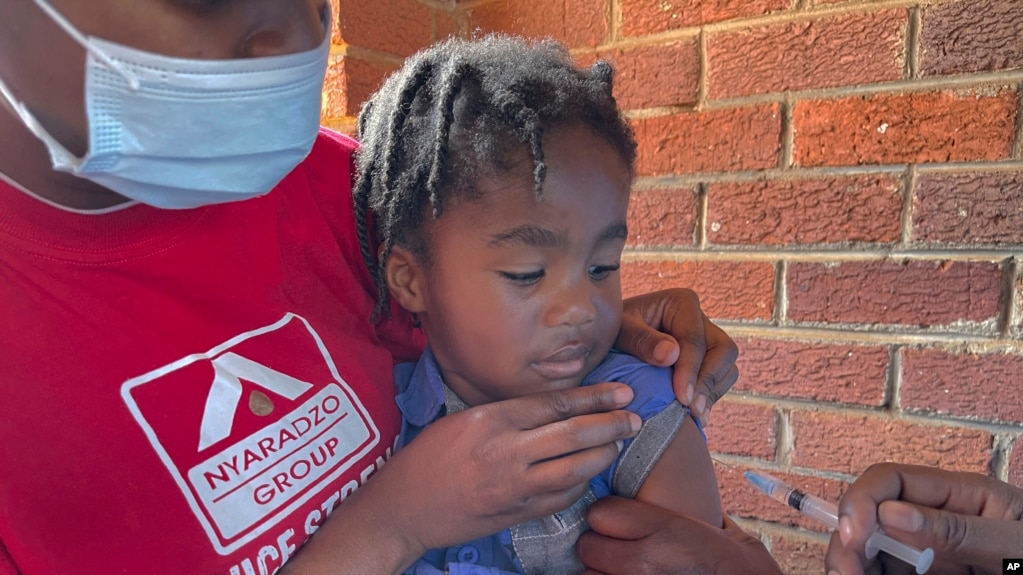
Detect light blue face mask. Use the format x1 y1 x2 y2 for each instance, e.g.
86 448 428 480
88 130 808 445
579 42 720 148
0 0 330 209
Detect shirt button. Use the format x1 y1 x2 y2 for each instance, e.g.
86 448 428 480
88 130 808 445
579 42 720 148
457 545 480 563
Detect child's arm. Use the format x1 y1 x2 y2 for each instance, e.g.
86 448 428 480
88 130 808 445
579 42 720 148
633 414 724 528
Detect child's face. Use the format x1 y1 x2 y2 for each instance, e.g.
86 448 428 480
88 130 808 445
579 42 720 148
390 124 631 406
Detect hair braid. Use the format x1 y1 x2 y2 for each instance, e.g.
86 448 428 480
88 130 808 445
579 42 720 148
426 60 474 218
353 34 636 323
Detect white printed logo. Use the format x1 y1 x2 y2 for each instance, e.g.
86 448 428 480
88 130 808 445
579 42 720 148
121 314 379 555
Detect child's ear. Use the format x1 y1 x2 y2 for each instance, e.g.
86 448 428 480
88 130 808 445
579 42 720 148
384 245 427 314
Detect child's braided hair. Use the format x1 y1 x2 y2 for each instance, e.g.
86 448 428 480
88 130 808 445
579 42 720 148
353 34 637 321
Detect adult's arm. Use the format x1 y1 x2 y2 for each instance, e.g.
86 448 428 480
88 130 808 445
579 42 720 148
578 497 782 575
826 463 1023 575
281 383 642 575
616 288 738 426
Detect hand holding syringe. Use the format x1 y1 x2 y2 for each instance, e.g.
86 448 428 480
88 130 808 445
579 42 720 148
744 470 935 574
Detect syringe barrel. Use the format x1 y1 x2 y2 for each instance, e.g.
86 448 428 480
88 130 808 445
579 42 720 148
796 492 840 529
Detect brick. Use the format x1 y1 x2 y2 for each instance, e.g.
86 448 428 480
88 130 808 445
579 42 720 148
790 411 993 474
735 339 888 406
718 466 847 532
813 0 889 4
786 260 1003 327
620 0 790 36
434 9 463 41
337 0 433 57
913 172 1023 245
705 400 777 460
770 534 830 575
622 260 776 320
793 90 1018 167
323 56 399 119
330 0 342 45
634 105 781 176
322 117 357 137
1009 437 1023 488
322 53 348 121
465 0 609 48
708 10 905 99
902 348 1023 425
707 175 902 246
599 40 700 110
921 0 1023 76
626 187 698 247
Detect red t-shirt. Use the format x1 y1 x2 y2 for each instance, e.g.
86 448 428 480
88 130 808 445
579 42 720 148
0 129 424 574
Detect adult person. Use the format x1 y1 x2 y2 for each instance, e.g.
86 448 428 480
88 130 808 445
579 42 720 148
577 464 1022 574
827 463 1023 575
0 1 740 574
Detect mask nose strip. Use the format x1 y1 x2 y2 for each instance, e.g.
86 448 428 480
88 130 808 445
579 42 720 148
32 0 141 90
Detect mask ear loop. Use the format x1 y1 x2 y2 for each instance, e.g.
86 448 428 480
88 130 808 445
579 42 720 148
32 0 141 91
0 74 82 170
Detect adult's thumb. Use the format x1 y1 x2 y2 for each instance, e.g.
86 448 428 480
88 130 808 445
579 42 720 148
878 501 1020 572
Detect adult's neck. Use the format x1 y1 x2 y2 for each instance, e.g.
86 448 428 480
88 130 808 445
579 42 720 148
0 112 131 210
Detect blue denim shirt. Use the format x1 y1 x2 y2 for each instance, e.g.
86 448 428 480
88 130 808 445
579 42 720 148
394 348 692 575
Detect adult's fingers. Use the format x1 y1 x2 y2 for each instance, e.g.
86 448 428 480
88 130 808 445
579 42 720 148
578 497 773 575
488 382 635 429
616 288 740 425
684 319 739 426
584 493 667 538
876 500 1023 572
616 295 683 368
837 463 930 553
526 410 640 463
825 530 879 575
578 497 682 574
835 463 1023 575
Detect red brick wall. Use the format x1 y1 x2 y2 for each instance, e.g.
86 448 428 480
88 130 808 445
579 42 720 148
329 1 1023 572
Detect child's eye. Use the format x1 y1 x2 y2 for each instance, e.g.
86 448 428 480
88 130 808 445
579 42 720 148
499 270 545 285
588 264 620 280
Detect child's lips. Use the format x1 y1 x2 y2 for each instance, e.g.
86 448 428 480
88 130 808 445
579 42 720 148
532 344 591 380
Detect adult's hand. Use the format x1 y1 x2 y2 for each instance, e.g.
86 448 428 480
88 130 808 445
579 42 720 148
618 288 739 426
826 463 1023 575
578 496 782 575
284 383 641 575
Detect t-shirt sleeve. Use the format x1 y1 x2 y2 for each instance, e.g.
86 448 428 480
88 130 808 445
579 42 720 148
585 352 694 499
301 128 427 362
0 538 19 575
594 353 678 420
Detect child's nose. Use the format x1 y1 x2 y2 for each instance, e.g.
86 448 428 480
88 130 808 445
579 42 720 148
545 281 597 328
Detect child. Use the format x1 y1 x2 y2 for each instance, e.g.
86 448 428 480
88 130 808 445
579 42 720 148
353 35 723 575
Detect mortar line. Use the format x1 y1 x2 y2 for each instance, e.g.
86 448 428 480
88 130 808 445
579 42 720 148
992 434 1012 482
697 28 710 108
1014 81 1023 160
609 0 621 44
999 257 1019 337
776 408 793 466
711 323 1023 348
715 395 1023 435
779 96 795 169
631 160 1023 189
905 6 922 79
775 260 788 325
624 248 1023 261
696 183 709 249
1007 257 1022 338
899 165 917 246
618 69 1023 119
888 345 902 412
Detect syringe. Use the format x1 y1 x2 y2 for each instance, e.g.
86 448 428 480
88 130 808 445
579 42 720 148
744 470 935 574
